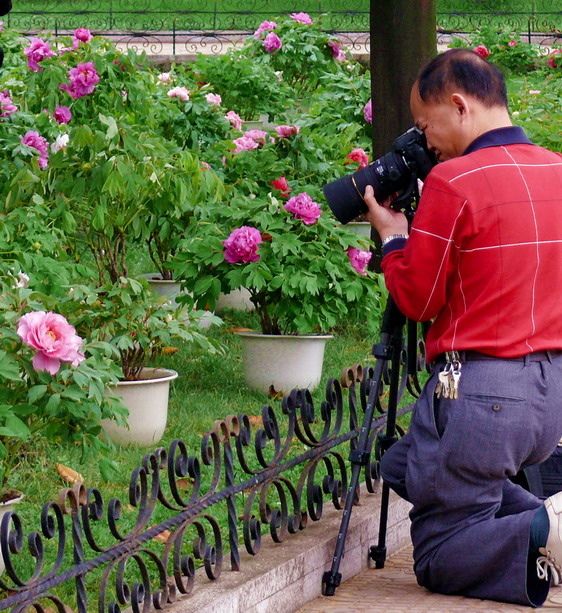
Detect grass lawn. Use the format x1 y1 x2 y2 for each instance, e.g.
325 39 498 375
6 1 562 33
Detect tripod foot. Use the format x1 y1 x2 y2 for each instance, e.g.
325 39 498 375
321 571 342 596
370 545 387 569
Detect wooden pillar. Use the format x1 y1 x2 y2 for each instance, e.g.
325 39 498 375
369 0 436 270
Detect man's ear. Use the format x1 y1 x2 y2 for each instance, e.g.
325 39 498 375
450 93 469 118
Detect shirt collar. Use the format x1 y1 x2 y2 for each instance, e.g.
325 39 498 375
463 126 534 156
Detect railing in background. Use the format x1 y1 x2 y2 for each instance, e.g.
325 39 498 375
2 1 562 56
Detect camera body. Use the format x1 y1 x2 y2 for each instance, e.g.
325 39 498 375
323 126 438 225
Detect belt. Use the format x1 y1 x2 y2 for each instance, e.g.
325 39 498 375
437 350 562 363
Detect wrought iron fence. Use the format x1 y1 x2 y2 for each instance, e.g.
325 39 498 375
0 350 424 613
3 2 562 55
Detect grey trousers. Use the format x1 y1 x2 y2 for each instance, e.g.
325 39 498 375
380 354 562 607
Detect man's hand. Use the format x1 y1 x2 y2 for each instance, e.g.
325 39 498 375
363 185 409 242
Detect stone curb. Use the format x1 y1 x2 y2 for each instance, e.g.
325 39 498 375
167 488 412 613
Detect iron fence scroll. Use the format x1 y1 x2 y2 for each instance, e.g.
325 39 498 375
0 344 428 613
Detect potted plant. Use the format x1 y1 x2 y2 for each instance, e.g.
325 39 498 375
174 186 380 394
65 277 224 445
0 268 127 574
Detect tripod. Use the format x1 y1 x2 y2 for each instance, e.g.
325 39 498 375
322 294 418 595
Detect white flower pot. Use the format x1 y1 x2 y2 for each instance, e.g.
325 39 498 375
237 332 333 394
216 287 255 313
102 368 178 446
0 492 23 576
342 221 372 238
140 272 215 328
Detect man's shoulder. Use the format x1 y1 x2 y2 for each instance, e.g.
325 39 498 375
429 144 562 185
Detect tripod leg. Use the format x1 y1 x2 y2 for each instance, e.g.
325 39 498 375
322 297 405 595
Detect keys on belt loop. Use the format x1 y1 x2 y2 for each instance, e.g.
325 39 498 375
435 351 462 399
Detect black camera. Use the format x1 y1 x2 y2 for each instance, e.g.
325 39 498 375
323 126 438 225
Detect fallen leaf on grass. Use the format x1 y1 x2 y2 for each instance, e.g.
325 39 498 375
247 415 263 428
56 463 84 484
161 346 179 355
176 478 193 490
152 529 171 543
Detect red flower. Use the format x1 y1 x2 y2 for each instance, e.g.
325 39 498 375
270 176 292 199
473 45 490 59
345 148 369 170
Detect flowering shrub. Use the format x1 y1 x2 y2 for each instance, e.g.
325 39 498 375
0 274 126 491
173 191 380 335
245 13 351 91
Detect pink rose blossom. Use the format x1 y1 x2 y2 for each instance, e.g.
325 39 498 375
0 90 17 117
508 39 519 47
473 45 490 59
53 105 72 124
60 62 100 99
157 72 173 85
21 130 49 169
244 129 267 145
328 40 346 63
17 311 85 375
225 110 243 130
347 247 372 276
232 136 259 154
167 86 190 102
254 20 278 39
24 37 56 72
284 192 321 225
263 32 282 53
548 50 562 68
270 176 291 199
363 99 372 123
345 147 369 170
223 226 263 263
291 12 313 25
275 124 300 138
206 92 222 106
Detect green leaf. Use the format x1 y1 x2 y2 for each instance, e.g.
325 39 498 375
28 385 48 404
45 393 61 415
0 351 21 381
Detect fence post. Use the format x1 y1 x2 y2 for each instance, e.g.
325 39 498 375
173 19 176 57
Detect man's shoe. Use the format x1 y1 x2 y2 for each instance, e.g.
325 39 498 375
537 492 562 585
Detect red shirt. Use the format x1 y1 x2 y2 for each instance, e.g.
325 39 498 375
381 127 562 363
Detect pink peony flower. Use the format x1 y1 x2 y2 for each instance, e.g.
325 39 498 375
244 129 267 145
51 133 69 154
206 92 222 106
223 226 263 263
157 72 173 85
548 49 562 68
73 28 93 43
284 192 321 225
345 147 369 170
53 105 72 124
225 110 243 130
529 90 541 95
0 90 17 117
21 130 49 169
17 311 85 375
232 136 259 154
473 45 490 59
24 37 56 72
274 124 300 138
254 20 278 39
270 176 291 199
328 40 346 63
347 247 372 276
363 99 372 123
508 39 519 47
291 12 313 25
263 32 282 53
200 161 212 170
60 62 100 99
0 22 3 33
167 86 190 102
